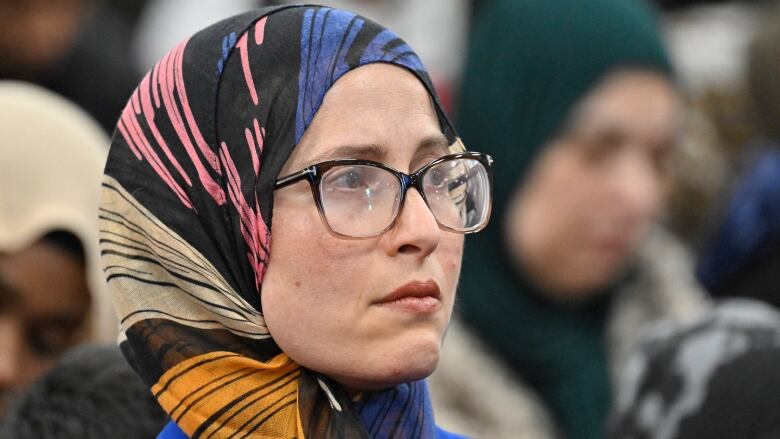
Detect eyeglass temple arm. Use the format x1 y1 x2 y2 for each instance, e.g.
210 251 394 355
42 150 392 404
274 168 314 189
274 168 317 189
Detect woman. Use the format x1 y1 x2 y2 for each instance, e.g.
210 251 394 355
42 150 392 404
99 5 492 438
429 1 707 438
0 82 116 416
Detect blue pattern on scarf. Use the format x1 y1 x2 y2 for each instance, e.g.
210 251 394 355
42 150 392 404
354 380 437 438
295 7 425 144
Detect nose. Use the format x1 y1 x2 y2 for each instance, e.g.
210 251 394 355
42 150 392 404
610 149 663 225
0 315 24 392
382 188 440 257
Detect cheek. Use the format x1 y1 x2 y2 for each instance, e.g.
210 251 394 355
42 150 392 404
528 171 591 241
263 228 348 310
268 230 372 298
261 250 349 371
266 193 367 289
445 235 464 272
437 234 464 302
546 159 614 232
260 201 375 357
517 155 610 264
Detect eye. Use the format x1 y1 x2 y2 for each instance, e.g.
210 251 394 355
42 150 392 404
563 121 627 166
324 165 385 196
344 170 361 188
332 167 367 190
428 168 447 187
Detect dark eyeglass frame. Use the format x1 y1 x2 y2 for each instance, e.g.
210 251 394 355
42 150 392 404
274 151 494 239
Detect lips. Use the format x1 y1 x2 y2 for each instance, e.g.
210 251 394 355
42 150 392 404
374 280 442 314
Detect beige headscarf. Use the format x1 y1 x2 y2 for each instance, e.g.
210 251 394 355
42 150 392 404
0 81 116 343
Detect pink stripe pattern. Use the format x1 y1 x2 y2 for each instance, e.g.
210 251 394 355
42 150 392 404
115 28 272 288
237 16 268 107
219 142 271 289
117 37 227 209
255 17 267 45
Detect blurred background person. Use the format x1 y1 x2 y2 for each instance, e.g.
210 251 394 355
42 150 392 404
695 5 780 308
609 11 780 437
658 0 761 250
0 82 116 417
429 1 708 438
610 299 780 439
0 345 167 439
0 0 143 133
130 0 260 71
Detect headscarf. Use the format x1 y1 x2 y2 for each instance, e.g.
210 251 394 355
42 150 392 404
99 6 455 438
610 299 780 439
0 81 116 343
455 1 672 438
696 148 780 307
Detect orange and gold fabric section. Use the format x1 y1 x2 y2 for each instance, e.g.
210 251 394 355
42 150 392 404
153 352 305 438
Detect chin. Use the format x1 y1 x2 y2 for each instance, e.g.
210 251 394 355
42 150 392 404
333 334 442 391
370 360 440 390
384 332 442 382
395 351 440 382
332 363 439 393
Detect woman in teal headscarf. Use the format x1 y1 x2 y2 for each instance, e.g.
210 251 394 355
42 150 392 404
430 0 708 438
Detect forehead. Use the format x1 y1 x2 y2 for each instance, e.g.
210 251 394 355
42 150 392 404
577 70 680 127
285 64 444 169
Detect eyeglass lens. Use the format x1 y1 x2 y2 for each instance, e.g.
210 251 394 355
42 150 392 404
318 157 490 237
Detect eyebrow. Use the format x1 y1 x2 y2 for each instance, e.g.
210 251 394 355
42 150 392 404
303 134 451 167
305 143 387 166
417 134 452 154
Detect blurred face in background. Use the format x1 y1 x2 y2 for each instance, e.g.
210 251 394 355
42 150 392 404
505 70 682 300
0 236 91 416
0 0 86 72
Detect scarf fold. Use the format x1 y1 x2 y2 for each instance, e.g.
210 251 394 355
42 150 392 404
100 6 452 437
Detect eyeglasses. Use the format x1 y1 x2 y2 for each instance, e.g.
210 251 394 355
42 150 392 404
274 152 493 238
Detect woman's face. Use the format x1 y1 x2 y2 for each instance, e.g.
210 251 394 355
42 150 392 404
262 64 464 391
0 240 90 414
506 70 681 299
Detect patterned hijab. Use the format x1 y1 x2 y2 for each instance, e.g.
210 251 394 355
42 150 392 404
100 6 454 438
